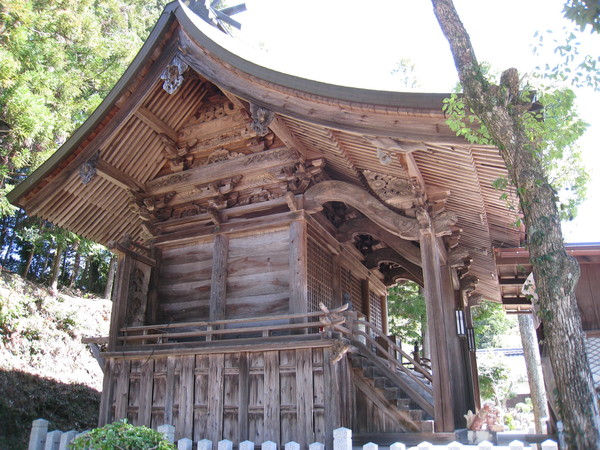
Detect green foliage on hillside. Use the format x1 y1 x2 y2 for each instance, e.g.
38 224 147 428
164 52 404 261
0 271 111 448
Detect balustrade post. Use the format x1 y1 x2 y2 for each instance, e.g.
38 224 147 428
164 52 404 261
158 424 175 443
477 441 493 450
309 442 325 450
389 443 406 450
333 427 352 450
540 440 558 450
240 441 255 450
416 442 433 450
43 430 61 450
59 431 77 450
447 441 463 450
29 418 49 450
262 441 277 450
284 442 300 450
363 443 378 450
178 438 193 450
198 438 213 450
218 439 233 450
508 440 525 450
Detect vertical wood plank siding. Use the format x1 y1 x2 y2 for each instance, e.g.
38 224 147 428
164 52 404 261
103 348 345 447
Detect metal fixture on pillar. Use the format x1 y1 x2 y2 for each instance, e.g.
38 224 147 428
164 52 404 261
455 309 466 336
467 327 476 351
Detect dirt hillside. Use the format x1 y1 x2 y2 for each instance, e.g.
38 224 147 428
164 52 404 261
0 272 111 449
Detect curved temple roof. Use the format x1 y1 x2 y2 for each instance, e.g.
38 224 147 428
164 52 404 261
7 1 522 302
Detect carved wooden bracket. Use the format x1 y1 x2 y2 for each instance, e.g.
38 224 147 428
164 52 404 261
363 169 416 210
249 103 275 136
363 248 424 285
79 151 100 184
336 217 421 265
305 181 457 241
108 234 157 267
460 274 479 295
159 133 194 171
160 55 188 94
304 180 422 240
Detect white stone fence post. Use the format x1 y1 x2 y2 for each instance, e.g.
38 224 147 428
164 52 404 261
28 419 559 450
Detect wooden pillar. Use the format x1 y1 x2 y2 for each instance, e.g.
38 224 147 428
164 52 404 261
210 234 228 322
332 255 342 307
145 247 162 325
289 220 308 315
380 295 388 335
361 279 370 319
465 304 482 411
419 223 455 432
440 266 470 427
108 252 133 351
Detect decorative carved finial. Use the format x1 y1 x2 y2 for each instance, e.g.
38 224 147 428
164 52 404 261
80 151 100 184
161 56 189 95
249 103 274 136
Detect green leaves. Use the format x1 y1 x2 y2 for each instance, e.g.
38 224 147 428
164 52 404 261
70 420 176 450
442 93 493 145
0 0 167 193
387 281 426 345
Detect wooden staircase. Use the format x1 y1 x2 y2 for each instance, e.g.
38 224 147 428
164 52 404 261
350 350 435 433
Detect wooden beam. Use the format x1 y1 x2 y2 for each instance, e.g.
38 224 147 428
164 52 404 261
269 115 320 161
135 106 178 142
145 146 298 195
96 159 145 192
25 38 180 217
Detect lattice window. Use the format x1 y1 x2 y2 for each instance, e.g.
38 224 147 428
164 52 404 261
341 267 362 313
369 290 383 332
586 336 600 391
307 237 334 312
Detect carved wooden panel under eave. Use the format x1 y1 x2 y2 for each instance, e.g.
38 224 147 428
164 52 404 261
130 147 324 226
362 169 416 211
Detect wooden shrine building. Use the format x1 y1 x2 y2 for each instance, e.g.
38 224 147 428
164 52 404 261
8 1 523 446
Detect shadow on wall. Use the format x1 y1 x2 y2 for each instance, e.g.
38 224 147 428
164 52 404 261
0 369 100 449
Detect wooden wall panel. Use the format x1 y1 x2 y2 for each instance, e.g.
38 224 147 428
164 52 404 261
158 241 214 323
102 346 339 447
226 230 290 320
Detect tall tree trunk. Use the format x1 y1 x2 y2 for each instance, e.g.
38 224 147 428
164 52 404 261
104 254 117 300
69 241 81 287
22 248 35 278
48 242 65 293
518 314 549 433
431 1 600 447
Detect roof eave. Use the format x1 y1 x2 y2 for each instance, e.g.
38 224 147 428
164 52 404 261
7 2 181 206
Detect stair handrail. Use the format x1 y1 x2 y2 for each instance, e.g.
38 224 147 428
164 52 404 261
344 311 433 383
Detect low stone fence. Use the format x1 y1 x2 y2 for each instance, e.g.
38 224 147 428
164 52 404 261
29 419 558 450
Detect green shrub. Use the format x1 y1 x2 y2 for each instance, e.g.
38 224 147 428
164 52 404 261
70 420 175 450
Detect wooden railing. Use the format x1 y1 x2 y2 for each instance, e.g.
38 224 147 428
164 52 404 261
117 306 347 349
334 311 434 415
